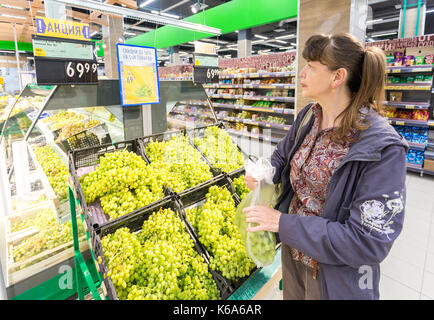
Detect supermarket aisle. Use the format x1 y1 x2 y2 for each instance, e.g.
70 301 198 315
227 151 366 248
263 172 434 300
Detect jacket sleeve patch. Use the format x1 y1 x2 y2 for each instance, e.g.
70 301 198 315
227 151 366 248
359 192 404 239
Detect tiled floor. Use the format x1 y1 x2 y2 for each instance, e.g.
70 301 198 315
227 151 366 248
263 172 434 300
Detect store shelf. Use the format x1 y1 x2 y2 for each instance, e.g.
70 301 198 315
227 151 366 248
387 118 429 127
210 94 295 103
213 102 294 115
425 150 434 160
406 164 434 176
219 116 291 131
385 84 432 90
383 101 430 109
408 142 427 151
226 129 281 144
179 100 209 107
219 71 295 79
160 77 193 81
386 65 433 74
429 120 434 128
203 83 296 90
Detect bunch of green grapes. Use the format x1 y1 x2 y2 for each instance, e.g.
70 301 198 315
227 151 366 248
233 175 250 201
101 209 220 300
34 145 69 199
193 126 244 173
79 150 165 220
43 111 85 131
12 208 85 267
145 135 213 193
185 186 255 280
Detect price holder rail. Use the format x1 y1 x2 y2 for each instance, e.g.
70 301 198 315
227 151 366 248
33 35 98 85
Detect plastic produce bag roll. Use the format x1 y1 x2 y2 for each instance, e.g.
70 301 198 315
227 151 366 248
234 158 278 267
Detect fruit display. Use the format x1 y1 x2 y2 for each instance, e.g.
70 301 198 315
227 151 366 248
54 119 101 143
79 150 165 220
233 175 250 201
11 208 85 270
42 111 85 131
185 185 255 280
100 208 220 300
33 145 69 200
144 135 213 192
193 126 244 173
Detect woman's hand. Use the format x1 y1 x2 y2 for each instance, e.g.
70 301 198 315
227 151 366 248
243 205 282 233
245 175 258 190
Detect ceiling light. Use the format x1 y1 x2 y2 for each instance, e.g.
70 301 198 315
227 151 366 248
191 2 208 13
272 39 287 44
255 34 268 40
235 30 239 33
367 18 383 24
90 31 98 36
1 14 26 19
279 46 293 50
426 9 434 13
227 44 238 48
276 34 296 40
157 49 164 52
371 31 397 37
274 28 285 32
124 31 136 36
252 40 265 44
140 0 155 8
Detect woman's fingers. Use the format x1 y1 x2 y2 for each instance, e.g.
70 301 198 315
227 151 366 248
247 225 265 232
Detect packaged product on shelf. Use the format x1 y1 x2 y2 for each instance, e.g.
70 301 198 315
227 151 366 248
407 149 416 163
415 75 425 83
386 77 394 84
406 76 415 83
386 55 394 65
415 151 424 166
392 76 401 83
389 91 403 102
393 58 403 66
397 110 412 119
424 54 433 65
424 75 433 83
404 55 415 66
412 109 429 121
415 56 425 65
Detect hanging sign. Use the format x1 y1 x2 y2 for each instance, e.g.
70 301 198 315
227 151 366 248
35 16 90 41
193 66 220 83
116 43 160 106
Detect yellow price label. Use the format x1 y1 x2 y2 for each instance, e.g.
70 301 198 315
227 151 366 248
406 105 415 109
396 121 405 125
392 69 401 73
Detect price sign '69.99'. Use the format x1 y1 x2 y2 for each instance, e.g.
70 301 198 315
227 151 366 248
65 61 98 82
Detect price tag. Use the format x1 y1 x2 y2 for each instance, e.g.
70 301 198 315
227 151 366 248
396 121 405 126
270 98 275 102
392 69 401 73
266 124 271 127
35 58 98 85
193 66 220 83
406 105 415 109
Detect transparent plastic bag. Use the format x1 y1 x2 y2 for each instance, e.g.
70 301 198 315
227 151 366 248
234 158 278 267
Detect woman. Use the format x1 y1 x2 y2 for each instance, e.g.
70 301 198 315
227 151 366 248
243 33 408 300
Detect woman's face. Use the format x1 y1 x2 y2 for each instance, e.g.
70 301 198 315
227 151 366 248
299 60 334 99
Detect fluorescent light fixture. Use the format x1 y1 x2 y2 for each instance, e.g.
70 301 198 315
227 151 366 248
252 40 265 44
90 31 98 36
272 39 287 44
276 34 296 40
227 44 238 48
1 14 26 19
371 31 397 37
53 0 221 35
262 49 271 52
274 28 285 32
367 18 383 24
279 46 294 50
255 34 268 40
161 12 180 19
151 10 159 14
1 4 25 10
140 0 155 8
157 49 164 52
235 30 239 33
426 9 434 13
124 31 136 36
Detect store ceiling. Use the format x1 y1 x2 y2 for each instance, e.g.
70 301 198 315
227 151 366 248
0 0 433 61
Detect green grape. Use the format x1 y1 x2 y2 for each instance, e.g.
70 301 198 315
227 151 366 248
194 126 244 173
79 150 165 220
233 175 250 201
145 135 213 193
12 208 85 269
34 145 69 200
185 186 255 281
101 209 220 300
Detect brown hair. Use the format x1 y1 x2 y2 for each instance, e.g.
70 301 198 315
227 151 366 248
302 33 386 143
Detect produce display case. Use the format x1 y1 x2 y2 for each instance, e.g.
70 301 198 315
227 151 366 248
0 81 129 297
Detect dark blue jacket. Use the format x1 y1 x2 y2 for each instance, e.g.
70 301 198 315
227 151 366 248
271 104 409 300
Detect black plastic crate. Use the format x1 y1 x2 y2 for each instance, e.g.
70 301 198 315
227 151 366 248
136 129 223 193
185 123 256 177
68 139 172 236
176 175 257 297
54 123 112 154
92 197 232 300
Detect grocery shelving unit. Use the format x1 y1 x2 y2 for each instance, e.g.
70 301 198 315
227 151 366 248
384 64 434 176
